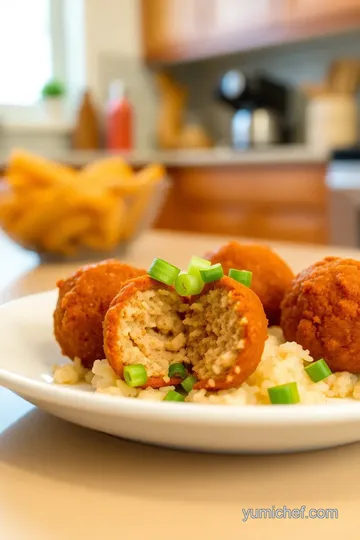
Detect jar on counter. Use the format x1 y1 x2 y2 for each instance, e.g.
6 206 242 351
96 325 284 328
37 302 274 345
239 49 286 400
306 94 358 149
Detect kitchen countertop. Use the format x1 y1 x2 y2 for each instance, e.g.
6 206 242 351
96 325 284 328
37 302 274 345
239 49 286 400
0 145 329 168
1 230 360 539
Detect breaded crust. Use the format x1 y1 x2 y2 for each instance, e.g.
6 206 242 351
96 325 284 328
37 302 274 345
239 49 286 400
205 241 294 325
192 276 268 390
280 256 360 373
54 259 145 367
104 275 268 391
103 275 185 388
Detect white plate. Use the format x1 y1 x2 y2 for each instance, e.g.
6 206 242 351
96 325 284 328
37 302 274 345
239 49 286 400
1 290 360 454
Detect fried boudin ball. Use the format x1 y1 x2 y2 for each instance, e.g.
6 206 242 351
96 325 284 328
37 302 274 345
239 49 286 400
188 277 268 390
280 256 360 373
54 259 145 367
103 275 267 391
104 275 189 388
205 241 294 325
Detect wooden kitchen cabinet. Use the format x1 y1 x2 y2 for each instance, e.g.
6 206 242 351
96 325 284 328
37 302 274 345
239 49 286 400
204 0 287 59
142 0 287 61
290 0 360 19
154 163 329 244
142 0 360 63
286 0 360 37
141 0 201 61
212 0 283 35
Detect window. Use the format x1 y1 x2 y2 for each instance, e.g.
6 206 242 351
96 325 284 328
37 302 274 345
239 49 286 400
0 0 64 105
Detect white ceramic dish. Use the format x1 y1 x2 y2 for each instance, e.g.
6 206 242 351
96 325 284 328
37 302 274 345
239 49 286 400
1 290 360 454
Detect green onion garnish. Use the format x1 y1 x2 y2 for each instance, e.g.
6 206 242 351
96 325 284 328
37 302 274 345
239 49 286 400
229 269 252 287
148 257 180 286
168 362 187 379
175 385 187 397
199 263 224 283
175 272 203 296
181 375 198 393
268 382 300 404
188 256 211 281
163 390 185 402
304 358 332 383
123 364 148 387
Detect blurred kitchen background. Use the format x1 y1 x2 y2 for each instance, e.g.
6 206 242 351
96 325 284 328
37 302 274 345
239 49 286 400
2 0 360 248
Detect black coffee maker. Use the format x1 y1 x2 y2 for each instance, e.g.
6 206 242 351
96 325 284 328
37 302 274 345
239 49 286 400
216 70 290 148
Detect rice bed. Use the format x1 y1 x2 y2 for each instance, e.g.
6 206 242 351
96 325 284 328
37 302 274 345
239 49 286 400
53 327 360 405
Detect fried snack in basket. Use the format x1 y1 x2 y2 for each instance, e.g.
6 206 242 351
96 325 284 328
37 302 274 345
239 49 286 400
81 156 133 180
42 213 94 255
123 164 166 239
6 173 35 192
0 150 166 256
8 149 76 186
5 189 71 248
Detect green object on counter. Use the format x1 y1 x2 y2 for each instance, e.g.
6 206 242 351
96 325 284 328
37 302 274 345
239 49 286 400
41 79 65 98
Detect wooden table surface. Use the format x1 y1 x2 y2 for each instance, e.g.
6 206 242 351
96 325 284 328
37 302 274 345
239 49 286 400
1 230 360 539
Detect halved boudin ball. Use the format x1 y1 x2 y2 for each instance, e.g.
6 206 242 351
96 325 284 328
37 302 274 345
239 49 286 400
54 259 145 367
205 241 294 326
280 256 360 373
186 276 268 390
103 275 190 388
104 275 267 391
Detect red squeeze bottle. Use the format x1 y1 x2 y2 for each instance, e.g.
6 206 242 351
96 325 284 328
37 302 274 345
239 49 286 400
106 80 133 151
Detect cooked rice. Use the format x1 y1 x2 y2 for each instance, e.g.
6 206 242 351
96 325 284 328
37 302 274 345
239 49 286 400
53 357 88 384
53 327 360 405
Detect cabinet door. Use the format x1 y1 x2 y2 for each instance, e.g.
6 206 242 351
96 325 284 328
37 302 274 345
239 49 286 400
212 0 283 35
290 0 360 18
142 0 198 58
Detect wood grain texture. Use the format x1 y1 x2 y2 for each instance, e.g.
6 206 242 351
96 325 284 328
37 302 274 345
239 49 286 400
153 164 328 244
141 0 200 61
141 0 360 62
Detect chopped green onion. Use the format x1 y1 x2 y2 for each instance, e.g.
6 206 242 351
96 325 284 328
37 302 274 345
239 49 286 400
188 256 211 281
168 362 187 379
123 364 148 387
304 358 332 383
175 385 187 397
181 375 198 393
175 272 203 296
268 382 300 404
229 269 252 288
199 263 224 283
148 257 180 286
163 390 185 402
